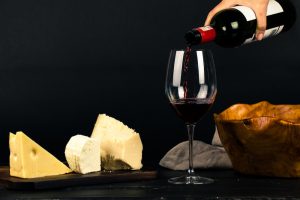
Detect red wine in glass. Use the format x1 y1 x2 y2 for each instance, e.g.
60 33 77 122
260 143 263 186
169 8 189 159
176 46 213 124
171 99 213 124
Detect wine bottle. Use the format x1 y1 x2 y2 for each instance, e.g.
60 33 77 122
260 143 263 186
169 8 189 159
185 0 296 48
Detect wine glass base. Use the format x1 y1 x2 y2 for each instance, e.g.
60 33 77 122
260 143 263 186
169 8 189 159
168 175 214 185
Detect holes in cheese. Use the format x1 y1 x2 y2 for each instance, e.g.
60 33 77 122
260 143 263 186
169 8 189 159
9 131 72 178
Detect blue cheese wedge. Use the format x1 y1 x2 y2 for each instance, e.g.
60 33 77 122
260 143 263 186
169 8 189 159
91 114 143 170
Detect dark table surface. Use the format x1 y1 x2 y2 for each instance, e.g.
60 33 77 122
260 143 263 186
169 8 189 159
2 168 300 200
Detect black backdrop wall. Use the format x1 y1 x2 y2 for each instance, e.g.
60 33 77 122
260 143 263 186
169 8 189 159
0 0 299 165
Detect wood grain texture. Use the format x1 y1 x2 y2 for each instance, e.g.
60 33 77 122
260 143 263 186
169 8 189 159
0 166 157 190
214 101 300 177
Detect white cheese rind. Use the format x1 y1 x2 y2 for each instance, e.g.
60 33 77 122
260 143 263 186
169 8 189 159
65 135 100 174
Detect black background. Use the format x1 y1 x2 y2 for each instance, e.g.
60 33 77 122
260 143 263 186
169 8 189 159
0 0 299 166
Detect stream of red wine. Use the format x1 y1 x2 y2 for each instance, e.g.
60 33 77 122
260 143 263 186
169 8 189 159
183 46 191 98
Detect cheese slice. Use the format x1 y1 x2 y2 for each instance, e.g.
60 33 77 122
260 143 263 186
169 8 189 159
9 131 72 178
65 135 101 174
91 114 143 170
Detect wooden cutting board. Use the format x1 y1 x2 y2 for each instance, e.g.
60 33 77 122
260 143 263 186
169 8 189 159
0 166 157 190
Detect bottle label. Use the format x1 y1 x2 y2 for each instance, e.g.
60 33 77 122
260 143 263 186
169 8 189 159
266 0 284 16
195 26 216 43
233 0 285 44
243 25 284 44
233 0 283 22
263 25 284 38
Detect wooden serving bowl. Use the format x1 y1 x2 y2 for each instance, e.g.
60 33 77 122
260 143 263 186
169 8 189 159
214 101 300 177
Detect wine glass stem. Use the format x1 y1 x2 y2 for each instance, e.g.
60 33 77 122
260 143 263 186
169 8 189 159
186 123 196 176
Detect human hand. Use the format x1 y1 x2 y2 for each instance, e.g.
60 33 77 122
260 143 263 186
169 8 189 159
204 0 270 41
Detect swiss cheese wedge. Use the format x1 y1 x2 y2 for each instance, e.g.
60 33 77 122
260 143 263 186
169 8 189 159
9 131 72 178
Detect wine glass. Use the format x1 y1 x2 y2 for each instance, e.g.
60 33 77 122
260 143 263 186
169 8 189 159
165 48 217 184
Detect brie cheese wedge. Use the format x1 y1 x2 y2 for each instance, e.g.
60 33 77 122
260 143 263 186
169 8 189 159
65 135 100 174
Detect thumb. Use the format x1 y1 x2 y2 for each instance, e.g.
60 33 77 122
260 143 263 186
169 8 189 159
254 9 267 40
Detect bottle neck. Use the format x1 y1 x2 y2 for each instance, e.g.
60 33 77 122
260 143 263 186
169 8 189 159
195 26 216 43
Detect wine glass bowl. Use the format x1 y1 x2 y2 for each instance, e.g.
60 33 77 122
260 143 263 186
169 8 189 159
165 48 217 184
